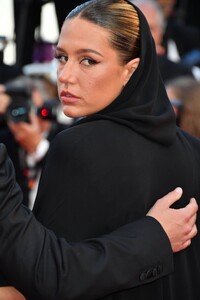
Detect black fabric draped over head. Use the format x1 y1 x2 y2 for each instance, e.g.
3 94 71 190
75 1 176 145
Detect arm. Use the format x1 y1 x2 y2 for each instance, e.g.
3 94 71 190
0 143 197 300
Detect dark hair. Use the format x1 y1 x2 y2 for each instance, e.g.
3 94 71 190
65 0 140 64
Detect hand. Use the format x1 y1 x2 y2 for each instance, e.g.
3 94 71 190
0 287 26 300
147 187 198 253
8 114 43 153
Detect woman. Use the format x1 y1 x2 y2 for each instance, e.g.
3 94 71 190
0 0 199 299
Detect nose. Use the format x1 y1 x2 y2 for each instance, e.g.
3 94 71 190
57 61 76 84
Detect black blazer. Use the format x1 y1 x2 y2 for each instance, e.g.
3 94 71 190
0 143 173 299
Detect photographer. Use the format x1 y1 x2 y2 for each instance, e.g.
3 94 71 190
0 75 71 208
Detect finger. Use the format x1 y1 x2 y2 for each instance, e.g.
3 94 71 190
180 226 198 252
189 224 198 239
159 187 183 208
180 239 192 251
189 197 198 210
29 113 37 124
187 212 197 228
29 113 40 129
182 198 198 218
173 238 192 253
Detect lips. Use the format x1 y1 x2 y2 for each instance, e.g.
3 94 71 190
60 90 80 104
60 90 79 98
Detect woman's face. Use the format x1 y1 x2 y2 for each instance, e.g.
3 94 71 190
56 18 137 118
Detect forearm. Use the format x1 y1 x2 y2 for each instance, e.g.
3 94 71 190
0 144 173 299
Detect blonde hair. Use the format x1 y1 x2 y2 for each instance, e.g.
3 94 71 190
66 0 140 64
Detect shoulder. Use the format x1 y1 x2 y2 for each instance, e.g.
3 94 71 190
53 119 126 146
48 119 130 161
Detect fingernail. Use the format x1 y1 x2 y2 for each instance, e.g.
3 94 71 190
190 197 196 202
175 187 183 194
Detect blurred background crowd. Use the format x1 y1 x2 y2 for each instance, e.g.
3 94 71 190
0 0 200 209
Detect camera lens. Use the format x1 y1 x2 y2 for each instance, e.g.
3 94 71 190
11 106 28 118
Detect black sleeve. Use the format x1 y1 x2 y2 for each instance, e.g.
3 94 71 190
0 143 173 300
0 274 10 287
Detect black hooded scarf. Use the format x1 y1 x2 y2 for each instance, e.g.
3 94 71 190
32 2 200 299
71 1 177 146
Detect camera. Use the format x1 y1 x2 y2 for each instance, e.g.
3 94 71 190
3 82 60 123
36 100 60 121
5 83 32 123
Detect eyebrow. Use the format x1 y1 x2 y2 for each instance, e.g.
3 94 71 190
56 46 103 57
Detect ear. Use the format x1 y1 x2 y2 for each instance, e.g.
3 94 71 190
123 58 140 85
